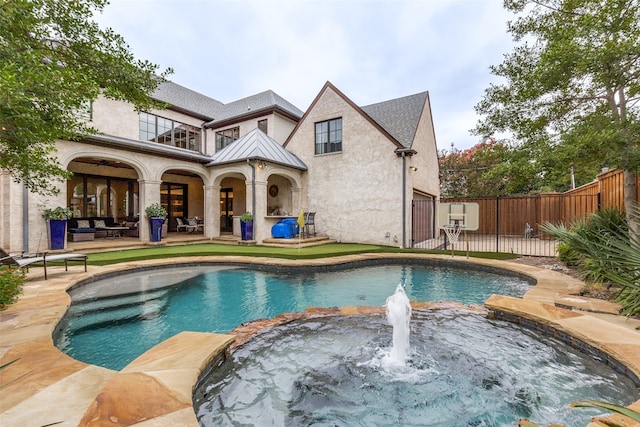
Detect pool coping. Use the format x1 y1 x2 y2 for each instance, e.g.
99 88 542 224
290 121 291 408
0 253 638 426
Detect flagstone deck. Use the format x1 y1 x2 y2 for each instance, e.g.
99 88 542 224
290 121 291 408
1 253 639 426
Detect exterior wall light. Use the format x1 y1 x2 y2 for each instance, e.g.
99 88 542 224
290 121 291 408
410 166 418 172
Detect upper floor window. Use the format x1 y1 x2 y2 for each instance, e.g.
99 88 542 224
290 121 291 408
139 112 201 152
216 127 240 151
315 117 342 154
258 119 268 134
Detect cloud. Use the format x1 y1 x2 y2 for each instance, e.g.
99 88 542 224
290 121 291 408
94 0 516 150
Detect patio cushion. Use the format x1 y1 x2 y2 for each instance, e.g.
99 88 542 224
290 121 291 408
93 219 107 228
77 219 91 228
69 228 96 233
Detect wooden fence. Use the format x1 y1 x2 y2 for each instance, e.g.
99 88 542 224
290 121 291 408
412 169 638 255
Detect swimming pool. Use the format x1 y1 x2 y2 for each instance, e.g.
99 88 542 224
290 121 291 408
54 262 532 370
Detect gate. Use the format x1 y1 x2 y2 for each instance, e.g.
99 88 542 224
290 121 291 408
412 198 435 245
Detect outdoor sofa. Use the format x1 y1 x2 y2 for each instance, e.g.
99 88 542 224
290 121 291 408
68 217 130 240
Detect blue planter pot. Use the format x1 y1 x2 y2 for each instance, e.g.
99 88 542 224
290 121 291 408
241 221 253 241
48 219 67 250
149 218 164 242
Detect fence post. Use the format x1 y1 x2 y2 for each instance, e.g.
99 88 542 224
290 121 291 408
495 196 500 252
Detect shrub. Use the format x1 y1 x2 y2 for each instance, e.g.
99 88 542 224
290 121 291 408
542 206 639 317
0 267 25 310
144 203 167 219
556 242 583 266
42 207 73 220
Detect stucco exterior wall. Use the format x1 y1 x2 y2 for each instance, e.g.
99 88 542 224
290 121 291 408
271 113 299 145
286 87 406 246
209 112 298 149
409 95 440 198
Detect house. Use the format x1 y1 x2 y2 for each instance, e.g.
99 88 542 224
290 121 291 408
0 80 439 253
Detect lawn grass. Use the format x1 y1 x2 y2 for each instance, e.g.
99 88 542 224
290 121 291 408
84 243 519 266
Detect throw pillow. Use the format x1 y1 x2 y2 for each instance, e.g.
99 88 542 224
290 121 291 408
94 219 106 228
77 220 90 228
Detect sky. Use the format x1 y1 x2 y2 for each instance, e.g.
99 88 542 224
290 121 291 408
95 0 516 152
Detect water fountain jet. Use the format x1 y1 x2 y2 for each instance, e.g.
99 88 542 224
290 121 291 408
384 283 412 367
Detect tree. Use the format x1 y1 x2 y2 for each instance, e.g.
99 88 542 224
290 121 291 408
439 138 538 197
0 0 172 196
474 0 640 233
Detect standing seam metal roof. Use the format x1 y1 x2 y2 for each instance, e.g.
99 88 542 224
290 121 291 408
205 128 307 170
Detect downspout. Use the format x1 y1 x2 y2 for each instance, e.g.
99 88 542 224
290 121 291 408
395 148 417 249
202 122 208 156
401 151 406 248
247 159 256 235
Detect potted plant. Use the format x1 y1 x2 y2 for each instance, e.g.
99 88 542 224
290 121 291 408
43 207 73 250
145 203 168 242
240 211 253 241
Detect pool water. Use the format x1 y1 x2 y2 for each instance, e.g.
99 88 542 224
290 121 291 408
55 263 532 370
194 312 639 427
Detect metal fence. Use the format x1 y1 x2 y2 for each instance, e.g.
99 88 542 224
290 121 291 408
412 194 600 256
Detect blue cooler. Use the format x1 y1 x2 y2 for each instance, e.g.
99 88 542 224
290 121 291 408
282 218 299 238
271 222 288 238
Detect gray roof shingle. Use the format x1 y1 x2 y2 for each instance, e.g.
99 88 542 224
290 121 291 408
204 90 304 126
361 91 429 148
151 81 225 120
206 128 307 170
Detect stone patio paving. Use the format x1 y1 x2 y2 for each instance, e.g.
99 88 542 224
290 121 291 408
1 253 639 426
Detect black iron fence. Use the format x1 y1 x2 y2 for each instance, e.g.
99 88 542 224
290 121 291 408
412 194 600 256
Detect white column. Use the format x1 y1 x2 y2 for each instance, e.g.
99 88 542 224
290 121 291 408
204 185 220 239
138 179 162 243
253 180 268 242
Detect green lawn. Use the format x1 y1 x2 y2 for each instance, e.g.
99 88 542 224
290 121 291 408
85 243 519 266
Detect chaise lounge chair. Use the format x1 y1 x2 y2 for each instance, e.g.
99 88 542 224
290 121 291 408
0 248 88 280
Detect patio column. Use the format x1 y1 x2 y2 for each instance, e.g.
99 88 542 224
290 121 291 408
138 179 162 243
204 185 220 239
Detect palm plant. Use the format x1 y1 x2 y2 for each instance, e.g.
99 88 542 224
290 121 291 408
541 205 640 317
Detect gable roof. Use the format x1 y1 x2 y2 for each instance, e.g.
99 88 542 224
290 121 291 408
206 128 307 170
204 90 304 129
284 82 405 150
152 81 224 121
361 91 429 148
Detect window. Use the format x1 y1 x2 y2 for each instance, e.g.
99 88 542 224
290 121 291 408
138 112 201 152
215 127 240 151
67 174 139 220
315 118 342 154
139 112 156 142
258 119 268 134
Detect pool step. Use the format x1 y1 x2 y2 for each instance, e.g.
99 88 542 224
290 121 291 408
68 288 170 315
64 289 171 333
